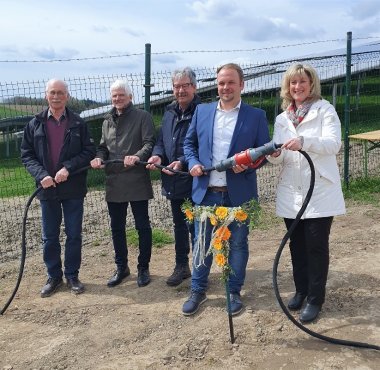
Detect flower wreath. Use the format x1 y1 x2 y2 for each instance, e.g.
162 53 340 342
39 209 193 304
181 199 260 282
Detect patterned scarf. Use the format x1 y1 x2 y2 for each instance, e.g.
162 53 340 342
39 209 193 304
286 101 313 128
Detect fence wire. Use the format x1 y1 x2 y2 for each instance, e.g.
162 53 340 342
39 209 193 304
0 51 379 264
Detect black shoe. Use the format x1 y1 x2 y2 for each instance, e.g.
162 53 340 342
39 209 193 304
182 291 207 316
300 303 321 323
288 292 307 310
166 264 191 286
40 277 63 298
107 266 130 287
137 268 151 287
66 277 85 295
230 293 243 316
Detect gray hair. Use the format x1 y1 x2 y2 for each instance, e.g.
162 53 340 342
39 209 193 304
171 67 197 86
110 79 132 95
45 78 69 93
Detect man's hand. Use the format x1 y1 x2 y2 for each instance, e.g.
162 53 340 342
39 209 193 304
232 164 248 173
124 155 139 167
54 167 69 183
40 175 55 189
189 164 204 177
91 157 104 169
162 160 182 176
146 155 161 171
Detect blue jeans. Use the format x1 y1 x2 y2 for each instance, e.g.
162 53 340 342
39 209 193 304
191 190 249 294
40 198 84 279
170 198 195 266
107 200 152 270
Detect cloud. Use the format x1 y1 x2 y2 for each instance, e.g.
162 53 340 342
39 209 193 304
92 25 111 33
30 47 80 60
120 27 144 37
186 0 324 42
187 0 239 23
0 45 18 55
153 54 182 65
348 0 380 20
242 17 324 42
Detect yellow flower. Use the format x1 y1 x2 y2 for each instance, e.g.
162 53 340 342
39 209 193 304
215 253 227 267
234 209 248 222
209 215 218 226
215 207 228 220
213 238 223 250
215 226 231 241
184 209 194 221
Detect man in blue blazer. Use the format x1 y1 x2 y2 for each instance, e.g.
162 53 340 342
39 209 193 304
183 63 270 316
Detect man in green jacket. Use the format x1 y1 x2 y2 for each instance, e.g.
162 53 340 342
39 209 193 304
91 80 155 288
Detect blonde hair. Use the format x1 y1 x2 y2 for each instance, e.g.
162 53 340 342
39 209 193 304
280 64 321 111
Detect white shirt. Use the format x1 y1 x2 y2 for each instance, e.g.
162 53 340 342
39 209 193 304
209 100 241 187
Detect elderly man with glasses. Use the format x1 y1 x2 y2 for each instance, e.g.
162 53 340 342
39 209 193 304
21 78 96 298
147 67 201 286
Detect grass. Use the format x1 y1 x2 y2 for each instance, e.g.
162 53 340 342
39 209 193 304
0 105 26 118
343 177 380 205
126 228 174 248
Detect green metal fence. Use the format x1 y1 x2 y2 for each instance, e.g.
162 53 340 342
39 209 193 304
0 47 379 263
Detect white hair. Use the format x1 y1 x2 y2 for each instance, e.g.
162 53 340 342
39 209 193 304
110 79 132 95
45 78 69 93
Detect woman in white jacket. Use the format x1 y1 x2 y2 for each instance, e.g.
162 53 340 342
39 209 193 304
268 64 345 323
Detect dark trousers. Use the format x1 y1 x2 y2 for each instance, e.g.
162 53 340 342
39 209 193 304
170 199 195 266
284 217 333 306
40 198 84 279
107 200 152 270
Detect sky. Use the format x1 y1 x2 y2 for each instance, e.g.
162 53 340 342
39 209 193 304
0 0 379 84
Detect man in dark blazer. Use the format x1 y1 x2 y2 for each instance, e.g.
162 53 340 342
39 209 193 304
147 67 201 287
183 63 270 316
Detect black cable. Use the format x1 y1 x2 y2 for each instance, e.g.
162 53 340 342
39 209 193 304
3 153 380 351
0 159 188 315
0 165 90 315
0 186 40 315
272 150 380 351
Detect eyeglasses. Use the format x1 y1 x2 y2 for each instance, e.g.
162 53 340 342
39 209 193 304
173 83 192 90
47 90 67 97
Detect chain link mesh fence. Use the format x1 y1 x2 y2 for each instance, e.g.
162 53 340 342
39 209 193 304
0 51 379 264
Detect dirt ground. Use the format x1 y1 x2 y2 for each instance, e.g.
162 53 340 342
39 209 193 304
0 200 379 370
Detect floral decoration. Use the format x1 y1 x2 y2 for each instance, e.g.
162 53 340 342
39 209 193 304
181 199 260 282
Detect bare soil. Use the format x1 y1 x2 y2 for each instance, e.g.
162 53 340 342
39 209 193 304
0 200 379 370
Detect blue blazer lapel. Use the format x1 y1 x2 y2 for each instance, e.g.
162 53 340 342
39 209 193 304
207 103 217 150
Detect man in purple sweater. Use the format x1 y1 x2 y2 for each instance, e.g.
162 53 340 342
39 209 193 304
21 79 96 298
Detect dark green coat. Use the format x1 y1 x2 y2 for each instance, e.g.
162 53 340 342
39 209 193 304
96 103 155 202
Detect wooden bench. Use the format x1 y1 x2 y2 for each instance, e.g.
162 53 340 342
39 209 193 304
348 130 380 177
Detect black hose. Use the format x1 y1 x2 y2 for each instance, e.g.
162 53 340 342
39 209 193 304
0 165 90 315
0 186 41 315
0 159 188 315
272 150 380 351
3 153 380 351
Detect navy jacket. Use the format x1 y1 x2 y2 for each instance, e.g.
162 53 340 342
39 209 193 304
21 108 96 200
152 95 201 200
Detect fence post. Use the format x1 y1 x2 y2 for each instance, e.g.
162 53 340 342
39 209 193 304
344 31 352 188
332 82 337 108
144 43 152 112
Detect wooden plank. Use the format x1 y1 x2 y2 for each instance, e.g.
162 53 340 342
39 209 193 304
349 130 380 141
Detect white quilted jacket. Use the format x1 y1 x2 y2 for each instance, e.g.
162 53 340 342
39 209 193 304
268 99 346 219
